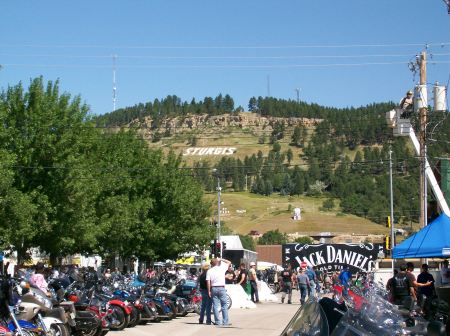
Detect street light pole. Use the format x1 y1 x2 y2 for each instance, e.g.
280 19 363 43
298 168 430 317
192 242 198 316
217 176 221 243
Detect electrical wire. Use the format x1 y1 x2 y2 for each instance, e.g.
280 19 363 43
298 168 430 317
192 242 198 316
2 42 450 49
0 53 431 60
1 61 410 69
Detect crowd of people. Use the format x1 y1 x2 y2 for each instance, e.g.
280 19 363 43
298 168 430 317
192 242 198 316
277 264 357 305
196 258 263 327
386 261 449 316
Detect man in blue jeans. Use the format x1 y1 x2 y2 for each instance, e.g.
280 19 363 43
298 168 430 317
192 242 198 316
296 268 310 304
206 257 232 327
306 266 317 299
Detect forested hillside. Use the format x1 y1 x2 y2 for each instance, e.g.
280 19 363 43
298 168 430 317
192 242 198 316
95 95 450 227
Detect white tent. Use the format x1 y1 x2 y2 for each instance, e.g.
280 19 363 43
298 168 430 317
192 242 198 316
220 235 243 249
257 261 283 271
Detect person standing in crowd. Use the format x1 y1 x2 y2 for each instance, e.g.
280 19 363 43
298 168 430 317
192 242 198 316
198 262 212 325
392 265 415 311
314 266 323 292
207 257 232 327
323 272 332 292
297 268 310 304
417 264 435 314
332 271 340 285
417 264 435 298
248 262 259 303
306 266 317 299
406 262 432 306
280 264 295 304
440 260 450 285
235 263 247 291
145 268 155 280
338 266 352 297
111 267 121 279
225 264 235 284
103 268 112 280
386 269 399 303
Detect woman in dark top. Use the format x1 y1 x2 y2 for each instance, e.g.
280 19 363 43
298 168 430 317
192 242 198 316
198 262 212 324
236 263 247 290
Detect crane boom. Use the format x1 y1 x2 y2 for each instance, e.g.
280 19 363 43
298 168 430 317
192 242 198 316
386 108 450 217
408 128 450 216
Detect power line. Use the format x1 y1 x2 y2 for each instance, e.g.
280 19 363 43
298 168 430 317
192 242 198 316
1 61 410 69
2 42 450 49
0 53 436 59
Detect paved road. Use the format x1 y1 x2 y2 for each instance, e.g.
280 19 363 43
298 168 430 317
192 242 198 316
116 298 299 336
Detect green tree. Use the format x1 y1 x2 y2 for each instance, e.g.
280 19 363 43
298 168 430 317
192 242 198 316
293 236 313 244
222 94 234 112
239 235 256 251
248 97 258 112
272 142 281 153
0 78 102 262
291 125 302 146
286 148 293 165
321 199 335 211
258 229 288 245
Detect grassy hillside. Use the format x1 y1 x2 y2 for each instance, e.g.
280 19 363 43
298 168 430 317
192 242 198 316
129 113 313 166
204 192 390 236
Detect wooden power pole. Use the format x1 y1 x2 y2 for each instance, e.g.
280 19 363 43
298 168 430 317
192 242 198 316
419 51 427 231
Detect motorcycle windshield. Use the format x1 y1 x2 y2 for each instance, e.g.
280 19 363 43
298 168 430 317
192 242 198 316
280 300 329 336
331 293 405 336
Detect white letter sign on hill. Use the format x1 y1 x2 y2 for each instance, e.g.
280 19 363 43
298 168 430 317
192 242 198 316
183 147 236 156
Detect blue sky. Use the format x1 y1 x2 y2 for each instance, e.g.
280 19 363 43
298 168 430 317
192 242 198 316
1 1 450 115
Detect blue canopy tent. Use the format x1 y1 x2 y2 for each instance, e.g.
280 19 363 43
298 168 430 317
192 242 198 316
393 213 450 259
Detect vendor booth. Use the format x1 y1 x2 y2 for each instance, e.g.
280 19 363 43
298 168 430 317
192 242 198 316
393 213 450 304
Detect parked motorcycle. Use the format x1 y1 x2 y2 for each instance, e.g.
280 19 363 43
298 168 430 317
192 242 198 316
15 282 70 336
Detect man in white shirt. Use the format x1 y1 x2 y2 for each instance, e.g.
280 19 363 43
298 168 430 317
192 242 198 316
441 260 450 285
206 257 232 326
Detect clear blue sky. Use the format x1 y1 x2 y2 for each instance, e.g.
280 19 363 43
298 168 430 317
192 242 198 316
1 0 450 115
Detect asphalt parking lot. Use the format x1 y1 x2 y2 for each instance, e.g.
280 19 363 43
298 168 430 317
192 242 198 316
117 296 300 336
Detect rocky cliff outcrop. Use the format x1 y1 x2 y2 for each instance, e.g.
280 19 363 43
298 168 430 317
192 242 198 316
128 112 322 138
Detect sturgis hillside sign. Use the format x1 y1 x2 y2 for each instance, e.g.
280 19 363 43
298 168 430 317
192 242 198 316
282 243 384 274
183 147 236 156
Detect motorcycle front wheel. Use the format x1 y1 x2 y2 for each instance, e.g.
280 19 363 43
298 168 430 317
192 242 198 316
108 306 129 331
49 323 70 336
126 307 140 328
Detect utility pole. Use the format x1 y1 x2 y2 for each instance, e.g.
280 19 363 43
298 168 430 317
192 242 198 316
217 176 221 242
389 147 395 274
419 51 427 232
267 75 271 97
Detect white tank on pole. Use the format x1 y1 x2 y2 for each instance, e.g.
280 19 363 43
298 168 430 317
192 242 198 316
433 83 447 111
414 84 428 112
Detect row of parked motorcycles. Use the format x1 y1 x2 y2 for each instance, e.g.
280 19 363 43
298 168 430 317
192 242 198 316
281 277 449 336
0 272 203 336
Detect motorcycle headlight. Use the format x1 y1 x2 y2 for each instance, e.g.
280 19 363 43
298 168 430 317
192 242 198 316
135 299 140 305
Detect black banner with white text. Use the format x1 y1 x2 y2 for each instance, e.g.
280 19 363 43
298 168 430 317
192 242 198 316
282 243 384 274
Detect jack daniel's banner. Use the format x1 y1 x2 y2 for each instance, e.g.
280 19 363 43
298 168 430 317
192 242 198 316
282 243 383 274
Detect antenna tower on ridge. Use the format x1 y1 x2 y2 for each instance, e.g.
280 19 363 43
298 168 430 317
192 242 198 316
112 54 117 111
